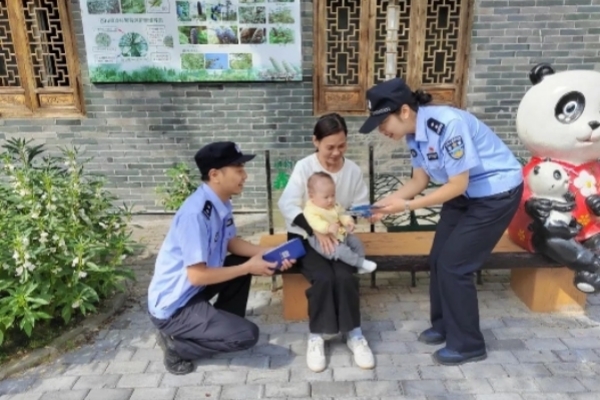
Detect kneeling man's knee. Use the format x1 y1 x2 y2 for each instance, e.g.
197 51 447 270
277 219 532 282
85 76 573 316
228 319 260 351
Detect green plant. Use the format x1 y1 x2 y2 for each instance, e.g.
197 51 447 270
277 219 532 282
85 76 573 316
0 138 138 346
156 163 198 211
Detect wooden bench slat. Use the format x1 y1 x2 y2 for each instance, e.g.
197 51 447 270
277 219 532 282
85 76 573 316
259 231 526 256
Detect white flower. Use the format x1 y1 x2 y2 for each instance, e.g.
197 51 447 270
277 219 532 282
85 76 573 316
15 266 23 277
31 211 39 219
72 300 80 308
39 232 48 244
99 222 107 229
52 234 59 242
72 257 79 267
12 251 19 260
574 171 598 197
24 261 35 271
2 264 9 270
79 271 87 279
47 204 57 212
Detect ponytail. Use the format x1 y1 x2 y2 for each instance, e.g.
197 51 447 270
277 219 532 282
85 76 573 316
412 89 433 106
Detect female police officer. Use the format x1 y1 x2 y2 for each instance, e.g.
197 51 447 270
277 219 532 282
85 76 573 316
359 78 524 366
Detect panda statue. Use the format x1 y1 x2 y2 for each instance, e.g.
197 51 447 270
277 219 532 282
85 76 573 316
508 63 600 294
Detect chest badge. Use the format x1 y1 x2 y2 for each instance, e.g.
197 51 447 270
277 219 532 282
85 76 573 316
427 151 439 161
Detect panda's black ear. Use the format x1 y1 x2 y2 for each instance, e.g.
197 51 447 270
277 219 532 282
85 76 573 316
543 157 551 161
533 165 540 174
529 63 555 85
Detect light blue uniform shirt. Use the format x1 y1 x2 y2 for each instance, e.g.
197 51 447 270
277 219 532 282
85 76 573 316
148 184 237 319
405 105 523 198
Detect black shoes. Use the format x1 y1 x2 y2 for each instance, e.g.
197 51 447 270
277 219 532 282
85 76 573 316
418 328 446 345
157 331 194 375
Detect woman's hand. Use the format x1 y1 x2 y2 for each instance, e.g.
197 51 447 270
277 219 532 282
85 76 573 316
314 231 337 255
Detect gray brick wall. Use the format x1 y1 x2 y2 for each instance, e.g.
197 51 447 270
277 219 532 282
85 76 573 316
1 0 600 212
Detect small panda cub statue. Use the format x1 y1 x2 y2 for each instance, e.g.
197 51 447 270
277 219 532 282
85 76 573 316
526 160 577 231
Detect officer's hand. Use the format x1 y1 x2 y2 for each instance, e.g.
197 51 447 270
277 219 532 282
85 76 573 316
373 197 405 216
245 253 277 276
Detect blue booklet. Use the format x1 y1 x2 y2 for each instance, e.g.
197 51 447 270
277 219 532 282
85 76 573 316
263 238 306 270
346 204 382 218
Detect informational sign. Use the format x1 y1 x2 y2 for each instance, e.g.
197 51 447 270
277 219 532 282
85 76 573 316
79 0 302 82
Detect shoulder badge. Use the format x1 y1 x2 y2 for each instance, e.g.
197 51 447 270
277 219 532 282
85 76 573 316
410 149 418 158
443 136 465 160
202 201 213 219
226 217 234 227
427 118 446 135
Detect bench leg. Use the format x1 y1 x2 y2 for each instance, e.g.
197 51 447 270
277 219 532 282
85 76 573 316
510 267 587 313
271 275 278 292
411 270 416 287
370 271 377 289
476 270 483 285
282 274 310 321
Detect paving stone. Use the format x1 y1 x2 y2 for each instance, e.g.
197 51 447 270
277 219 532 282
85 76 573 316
521 394 572 400
38 391 89 400
561 337 600 349
332 367 374 381
289 368 333 382
158 372 204 388
419 365 464 380
29 377 78 394
2 394 42 400
0 377 36 396
264 382 310 398
129 388 176 400
546 362 596 378
401 380 448 396
131 349 164 362
63 362 109 376
247 369 288 383
485 339 527 351
310 382 355 397
355 381 403 397
220 384 262 399
392 353 436 366
104 361 149 374
503 364 553 378
204 370 247 385
459 363 507 379
174 386 221 400
474 395 523 400
513 350 559 364
534 377 587 393
487 377 540 393
72 375 121 390
93 348 135 362
84 389 132 400
523 338 568 351
444 379 494 395
552 349 600 363
116 373 162 388
375 366 420 381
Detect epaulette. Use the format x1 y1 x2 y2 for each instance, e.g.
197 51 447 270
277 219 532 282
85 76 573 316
427 118 446 135
202 201 213 219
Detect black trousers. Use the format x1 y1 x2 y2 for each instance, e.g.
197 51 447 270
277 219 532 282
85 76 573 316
429 183 524 353
288 233 361 334
149 255 259 360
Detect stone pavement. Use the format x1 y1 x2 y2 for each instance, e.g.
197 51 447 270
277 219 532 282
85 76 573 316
2 215 600 400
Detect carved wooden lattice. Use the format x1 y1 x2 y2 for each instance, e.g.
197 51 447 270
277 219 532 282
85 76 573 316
0 0 82 117
422 0 461 85
0 5 20 87
373 0 411 84
313 0 473 115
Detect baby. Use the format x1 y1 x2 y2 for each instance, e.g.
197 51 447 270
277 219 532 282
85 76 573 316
304 172 377 274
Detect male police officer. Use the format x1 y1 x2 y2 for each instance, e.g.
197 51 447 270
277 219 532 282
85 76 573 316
148 141 295 375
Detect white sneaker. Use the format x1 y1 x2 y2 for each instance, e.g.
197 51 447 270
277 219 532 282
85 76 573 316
306 336 326 372
347 336 375 369
357 259 377 275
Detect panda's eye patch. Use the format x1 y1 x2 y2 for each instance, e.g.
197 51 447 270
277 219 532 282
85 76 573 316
555 91 585 124
553 170 562 180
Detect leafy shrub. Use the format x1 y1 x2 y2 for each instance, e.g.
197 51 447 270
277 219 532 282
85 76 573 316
0 139 137 346
156 163 197 211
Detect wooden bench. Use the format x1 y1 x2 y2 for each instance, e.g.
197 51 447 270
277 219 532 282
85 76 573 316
259 231 587 320
260 147 587 321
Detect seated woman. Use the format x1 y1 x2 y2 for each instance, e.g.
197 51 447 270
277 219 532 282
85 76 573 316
277 113 375 373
